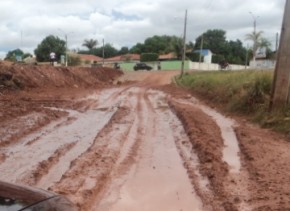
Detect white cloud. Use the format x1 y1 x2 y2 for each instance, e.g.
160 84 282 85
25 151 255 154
0 0 286 59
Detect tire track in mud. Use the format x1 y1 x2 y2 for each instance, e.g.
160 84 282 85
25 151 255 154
95 88 204 211
169 97 251 211
93 89 152 210
20 142 77 186
50 104 136 210
0 90 126 187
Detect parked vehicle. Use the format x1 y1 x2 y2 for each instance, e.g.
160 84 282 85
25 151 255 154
133 63 152 71
0 180 77 211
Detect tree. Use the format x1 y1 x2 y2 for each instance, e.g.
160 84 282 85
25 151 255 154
245 31 272 61
130 43 145 54
195 29 229 55
194 29 248 65
140 53 159 62
34 35 66 62
79 43 118 58
82 39 98 50
170 36 183 59
227 39 247 64
118 46 129 55
129 35 190 58
4 49 32 62
5 49 24 62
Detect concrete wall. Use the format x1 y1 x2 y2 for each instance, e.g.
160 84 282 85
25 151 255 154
190 62 246 71
119 60 247 71
250 60 276 69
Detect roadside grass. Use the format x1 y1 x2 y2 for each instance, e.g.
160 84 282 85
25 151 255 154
176 70 290 135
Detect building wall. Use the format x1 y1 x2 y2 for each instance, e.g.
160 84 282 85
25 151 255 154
249 60 276 69
204 53 212 64
120 60 247 71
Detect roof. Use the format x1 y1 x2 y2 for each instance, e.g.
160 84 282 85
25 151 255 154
159 52 177 60
106 54 140 62
77 54 103 62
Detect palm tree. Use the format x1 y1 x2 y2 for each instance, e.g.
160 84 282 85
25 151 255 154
246 31 272 62
259 38 271 49
82 39 98 50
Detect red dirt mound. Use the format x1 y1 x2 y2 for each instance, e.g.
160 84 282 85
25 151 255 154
0 62 122 90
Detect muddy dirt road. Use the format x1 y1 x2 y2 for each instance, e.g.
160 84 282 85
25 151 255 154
1 68 290 210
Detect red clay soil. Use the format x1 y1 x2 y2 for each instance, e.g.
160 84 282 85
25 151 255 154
1 66 290 211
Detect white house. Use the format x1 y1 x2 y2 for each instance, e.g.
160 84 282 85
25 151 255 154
194 49 213 64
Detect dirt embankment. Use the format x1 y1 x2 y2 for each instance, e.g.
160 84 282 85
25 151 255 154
0 62 122 91
0 63 122 147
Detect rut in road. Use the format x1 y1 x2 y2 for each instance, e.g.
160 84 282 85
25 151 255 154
0 82 247 210
46 87 205 211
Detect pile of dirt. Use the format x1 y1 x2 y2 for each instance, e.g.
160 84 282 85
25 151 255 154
0 62 122 90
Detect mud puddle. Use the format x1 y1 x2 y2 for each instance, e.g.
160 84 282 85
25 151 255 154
0 104 118 187
95 89 204 211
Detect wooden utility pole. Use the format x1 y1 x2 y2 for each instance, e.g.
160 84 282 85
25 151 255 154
199 35 204 69
180 9 187 78
276 32 279 52
102 39 105 65
270 0 290 110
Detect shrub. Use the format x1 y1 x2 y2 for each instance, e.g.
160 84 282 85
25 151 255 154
68 56 81 66
140 53 158 62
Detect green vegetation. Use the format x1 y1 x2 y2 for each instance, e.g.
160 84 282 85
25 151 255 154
194 29 248 65
82 39 98 50
68 55 81 66
78 43 118 58
34 35 66 62
176 70 290 135
5 49 32 62
140 53 159 62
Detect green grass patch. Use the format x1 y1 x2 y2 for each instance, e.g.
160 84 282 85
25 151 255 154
176 70 290 135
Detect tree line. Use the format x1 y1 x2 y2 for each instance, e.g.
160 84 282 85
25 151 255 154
4 28 273 65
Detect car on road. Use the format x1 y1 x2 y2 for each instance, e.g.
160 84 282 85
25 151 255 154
133 63 152 71
0 180 77 211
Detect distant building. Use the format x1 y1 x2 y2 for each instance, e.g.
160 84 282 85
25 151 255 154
194 49 213 64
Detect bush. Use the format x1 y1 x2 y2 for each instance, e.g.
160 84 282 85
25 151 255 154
68 56 81 66
140 53 158 62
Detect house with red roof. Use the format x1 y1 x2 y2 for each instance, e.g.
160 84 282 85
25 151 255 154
76 54 104 66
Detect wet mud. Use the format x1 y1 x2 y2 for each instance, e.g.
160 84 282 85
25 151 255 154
0 68 290 210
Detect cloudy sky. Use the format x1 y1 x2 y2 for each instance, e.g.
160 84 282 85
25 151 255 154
0 0 286 59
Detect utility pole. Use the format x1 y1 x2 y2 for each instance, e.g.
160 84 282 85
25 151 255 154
199 34 204 69
245 44 249 69
270 0 290 111
276 32 279 52
58 28 73 67
249 12 259 67
65 34 68 67
102 39 105 65
180 9 187 78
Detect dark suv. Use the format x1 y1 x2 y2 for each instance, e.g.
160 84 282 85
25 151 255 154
133 63 152 71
